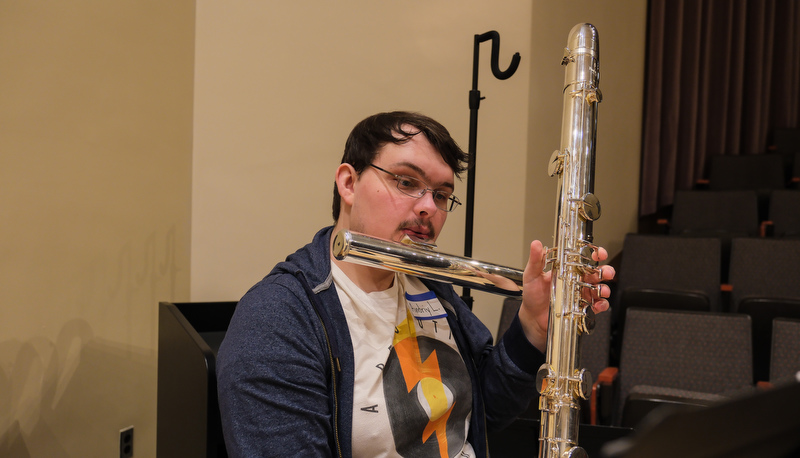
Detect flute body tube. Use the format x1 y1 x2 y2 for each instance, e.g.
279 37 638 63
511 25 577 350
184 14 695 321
537 23 602 458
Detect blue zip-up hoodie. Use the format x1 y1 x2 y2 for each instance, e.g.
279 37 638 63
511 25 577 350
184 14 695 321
217 226 544 457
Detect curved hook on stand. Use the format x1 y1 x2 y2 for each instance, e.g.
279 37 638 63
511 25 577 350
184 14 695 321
483 31 521 81
464 31 520 309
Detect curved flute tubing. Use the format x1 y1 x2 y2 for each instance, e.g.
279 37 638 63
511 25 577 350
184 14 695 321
332 230 523 297
537 23 602 458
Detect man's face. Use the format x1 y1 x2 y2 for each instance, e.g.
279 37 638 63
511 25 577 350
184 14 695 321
347 132 454 244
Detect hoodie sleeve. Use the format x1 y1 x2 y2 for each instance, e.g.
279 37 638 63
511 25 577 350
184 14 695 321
216 275 337 458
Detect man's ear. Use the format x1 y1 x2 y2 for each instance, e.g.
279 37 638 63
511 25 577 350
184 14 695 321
335 163 358 206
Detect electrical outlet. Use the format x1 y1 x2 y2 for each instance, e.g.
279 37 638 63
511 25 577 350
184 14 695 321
119 426 134 458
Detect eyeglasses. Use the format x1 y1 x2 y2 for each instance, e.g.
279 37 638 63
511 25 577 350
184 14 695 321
368 164 461 212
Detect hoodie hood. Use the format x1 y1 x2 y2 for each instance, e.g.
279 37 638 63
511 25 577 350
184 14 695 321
270 226 336 293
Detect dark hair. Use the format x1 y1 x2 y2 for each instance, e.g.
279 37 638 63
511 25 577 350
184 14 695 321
332 111 469 221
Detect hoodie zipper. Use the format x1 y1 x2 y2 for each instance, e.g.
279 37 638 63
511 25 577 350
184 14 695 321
296 271 344 458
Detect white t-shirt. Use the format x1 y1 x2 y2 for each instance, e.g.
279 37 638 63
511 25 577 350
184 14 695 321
332 262 475 458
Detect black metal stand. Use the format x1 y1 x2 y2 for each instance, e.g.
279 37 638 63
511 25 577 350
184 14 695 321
462 31 521 309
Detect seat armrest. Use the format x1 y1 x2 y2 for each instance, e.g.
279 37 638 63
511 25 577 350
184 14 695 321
598 366 619 384
760 220 773 237
591 367 619 425
720 283 732 312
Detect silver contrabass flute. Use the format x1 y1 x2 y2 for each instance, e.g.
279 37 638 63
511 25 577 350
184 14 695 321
333 22 602 458
536 23 602 458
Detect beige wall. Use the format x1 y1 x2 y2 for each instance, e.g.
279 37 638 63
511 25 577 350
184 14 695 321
192 0 645 335
0 1 194 457
192 1 536 335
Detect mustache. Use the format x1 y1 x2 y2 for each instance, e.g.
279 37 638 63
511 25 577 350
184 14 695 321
397 219 436 239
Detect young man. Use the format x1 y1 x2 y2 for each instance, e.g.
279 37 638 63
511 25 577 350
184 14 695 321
216 111 613 458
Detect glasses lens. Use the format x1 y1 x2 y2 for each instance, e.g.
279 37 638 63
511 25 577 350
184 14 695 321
395 176 424 196
376 165 460 212
442 194 460 212
427 191 448 212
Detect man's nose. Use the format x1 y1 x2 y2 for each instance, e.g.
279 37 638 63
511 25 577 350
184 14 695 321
414 190 440 215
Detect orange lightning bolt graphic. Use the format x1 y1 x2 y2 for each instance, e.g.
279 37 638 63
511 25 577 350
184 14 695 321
394 309 454 458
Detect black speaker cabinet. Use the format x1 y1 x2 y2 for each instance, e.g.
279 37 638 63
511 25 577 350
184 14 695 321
157 301 237 458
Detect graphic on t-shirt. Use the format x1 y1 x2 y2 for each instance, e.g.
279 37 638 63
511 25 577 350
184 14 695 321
383 308 471 458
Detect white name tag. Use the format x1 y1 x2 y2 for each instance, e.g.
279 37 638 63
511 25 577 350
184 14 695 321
405 291 447 320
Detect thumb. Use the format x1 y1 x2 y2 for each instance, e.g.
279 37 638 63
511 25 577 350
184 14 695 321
524 240 547 283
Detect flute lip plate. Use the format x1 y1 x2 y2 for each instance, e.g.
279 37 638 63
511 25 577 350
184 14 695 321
400 233 437 250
